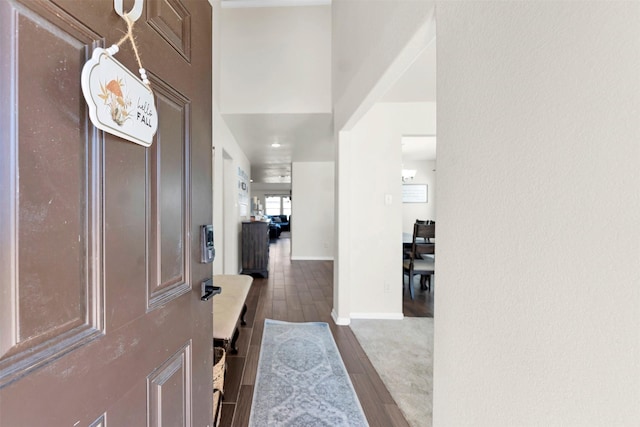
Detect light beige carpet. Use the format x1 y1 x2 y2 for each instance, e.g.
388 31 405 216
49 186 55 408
350 318 433 427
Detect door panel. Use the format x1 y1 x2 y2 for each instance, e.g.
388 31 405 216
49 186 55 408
148 75 191 310
0 0 103 389
147 0 191 61
104 140 148 330
148 343 192 427
0 0 213 425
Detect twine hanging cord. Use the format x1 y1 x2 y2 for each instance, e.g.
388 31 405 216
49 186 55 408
111 14 150 88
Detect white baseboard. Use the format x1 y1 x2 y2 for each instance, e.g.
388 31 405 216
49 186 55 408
221 0 331 9
331 311 405 323
349 312 404 320
290 256 334 261
331 309 351 325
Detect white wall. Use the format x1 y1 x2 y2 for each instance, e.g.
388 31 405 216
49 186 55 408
220 5 331 114
434 2 640 426
213 1 251 275
291 162 334 260
212 110 251 275
332 0 434 130
331 1 436 324
401 159 436 234
341 102 435 319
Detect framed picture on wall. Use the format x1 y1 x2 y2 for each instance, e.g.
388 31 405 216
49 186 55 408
402 184 427 203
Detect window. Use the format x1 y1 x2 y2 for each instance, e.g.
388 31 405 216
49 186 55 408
265 195 291 217
282 196 291 217
265 196 280 215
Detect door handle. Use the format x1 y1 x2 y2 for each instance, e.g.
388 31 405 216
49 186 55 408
201 279 221 301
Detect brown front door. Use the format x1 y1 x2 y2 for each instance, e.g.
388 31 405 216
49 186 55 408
0 1 213 425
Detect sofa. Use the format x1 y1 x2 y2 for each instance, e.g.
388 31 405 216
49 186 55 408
267 215 290 232
268 221 281 239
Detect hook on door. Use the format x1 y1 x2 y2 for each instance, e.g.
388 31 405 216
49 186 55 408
114 0 143 22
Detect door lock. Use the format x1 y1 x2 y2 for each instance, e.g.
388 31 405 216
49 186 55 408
201 225 215 263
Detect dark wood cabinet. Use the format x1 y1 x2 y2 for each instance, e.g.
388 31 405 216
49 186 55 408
241 221 269 278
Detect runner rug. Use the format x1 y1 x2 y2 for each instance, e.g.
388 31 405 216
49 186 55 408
248 319 369 427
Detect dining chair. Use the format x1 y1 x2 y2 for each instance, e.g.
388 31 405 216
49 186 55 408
415 220 435 243
403 223 435 299
415 219 435 225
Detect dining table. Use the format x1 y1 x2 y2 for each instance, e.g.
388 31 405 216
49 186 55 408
403 232 434 246
403 232 435 258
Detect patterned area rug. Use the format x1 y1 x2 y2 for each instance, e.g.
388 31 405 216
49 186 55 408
350 318 433 427
249 319 369 427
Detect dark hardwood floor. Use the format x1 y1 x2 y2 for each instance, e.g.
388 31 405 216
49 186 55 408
218 233 433 427
402 276 434 317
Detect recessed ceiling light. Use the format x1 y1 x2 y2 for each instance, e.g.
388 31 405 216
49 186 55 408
271 143 281 148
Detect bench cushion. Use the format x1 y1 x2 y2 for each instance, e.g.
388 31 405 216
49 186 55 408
212 274 253 340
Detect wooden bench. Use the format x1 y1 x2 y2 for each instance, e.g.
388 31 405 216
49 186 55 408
212 274 253 354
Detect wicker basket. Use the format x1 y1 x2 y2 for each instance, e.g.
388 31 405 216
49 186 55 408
213 389 223 427
213 347 226 392
213 347 226 427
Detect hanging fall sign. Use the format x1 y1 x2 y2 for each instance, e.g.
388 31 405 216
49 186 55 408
81 47 157 147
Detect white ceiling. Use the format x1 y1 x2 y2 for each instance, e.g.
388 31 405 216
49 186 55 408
222 112 334 183
218 4 436 184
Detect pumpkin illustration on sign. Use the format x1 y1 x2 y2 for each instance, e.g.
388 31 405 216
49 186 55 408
98 77 132 126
